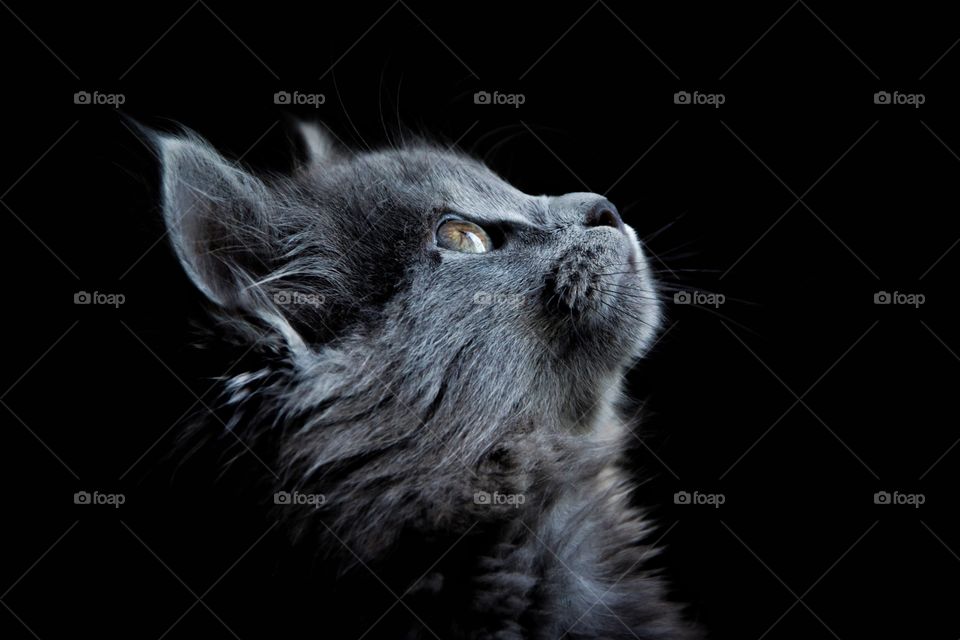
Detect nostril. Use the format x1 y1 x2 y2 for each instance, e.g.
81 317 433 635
585 200 625 233
592 209 619 228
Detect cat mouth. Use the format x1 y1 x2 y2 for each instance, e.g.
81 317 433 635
546 234 646 321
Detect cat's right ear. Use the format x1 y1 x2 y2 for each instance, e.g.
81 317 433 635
148 129 279 310
294 120 339 167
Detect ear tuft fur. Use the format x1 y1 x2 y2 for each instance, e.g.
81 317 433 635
295 120 338 167
156 130 275 309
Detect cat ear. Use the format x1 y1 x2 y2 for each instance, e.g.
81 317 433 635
156 132 276 309
295 121 338 166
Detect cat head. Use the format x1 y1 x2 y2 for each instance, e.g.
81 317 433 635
153 123 662 549
156 123 660 372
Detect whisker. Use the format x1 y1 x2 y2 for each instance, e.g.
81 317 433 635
642 212 687 244
593 297 654 329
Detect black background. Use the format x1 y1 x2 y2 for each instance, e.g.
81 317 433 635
2 1 959 638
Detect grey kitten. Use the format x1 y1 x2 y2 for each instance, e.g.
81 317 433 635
151 122 700 639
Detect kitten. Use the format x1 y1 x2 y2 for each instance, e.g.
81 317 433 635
149 122 700 639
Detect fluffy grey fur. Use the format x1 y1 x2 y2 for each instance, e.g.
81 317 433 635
152 122 700 639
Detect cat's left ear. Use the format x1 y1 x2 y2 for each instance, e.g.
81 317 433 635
153 130 279 310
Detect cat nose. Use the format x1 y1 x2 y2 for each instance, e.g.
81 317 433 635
584 200 625 234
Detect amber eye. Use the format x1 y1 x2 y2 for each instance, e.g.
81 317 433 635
436 219 492 253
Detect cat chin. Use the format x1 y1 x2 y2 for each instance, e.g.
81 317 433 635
623 224 643 266
594 224 660 359
624 236 664 361
628 309 662 361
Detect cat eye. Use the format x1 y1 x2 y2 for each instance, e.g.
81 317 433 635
436 218 493 253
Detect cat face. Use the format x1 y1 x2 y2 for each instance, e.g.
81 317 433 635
156 125 660 382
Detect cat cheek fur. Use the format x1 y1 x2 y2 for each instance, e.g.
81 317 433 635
149 122 700 639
